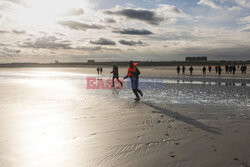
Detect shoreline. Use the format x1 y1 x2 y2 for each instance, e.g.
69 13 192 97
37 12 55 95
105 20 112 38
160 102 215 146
1 66 249 79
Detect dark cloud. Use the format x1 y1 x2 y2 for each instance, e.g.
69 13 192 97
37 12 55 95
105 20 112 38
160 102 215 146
119 40 143 46
18 36 108 52
25 38 32 41
75 46 121 52
3 47 21 54
102 17 116 23
0 30 10 34
75 46 102 51
12 30 27 35
90 38 116 45
0 43 6 46
172 7 181 13
104 8 164 25
60 40 72 43
50 51 57 54
103 47 121 51
148 32 209 41
18 36 71 49
58 20 105 31
113 28 153 35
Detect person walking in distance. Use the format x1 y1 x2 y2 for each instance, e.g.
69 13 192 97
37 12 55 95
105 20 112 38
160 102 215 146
110 64 123 87
218 65 222 76
232 65 236 75
225 65 229 73
208 65 212 73
124 61 143 100
244 65 247 74
176 66 180 75
202 66 206 75
182 66 185 74
241 65 244 74
97 67 100 75
189 66 194 75
100 66 103 74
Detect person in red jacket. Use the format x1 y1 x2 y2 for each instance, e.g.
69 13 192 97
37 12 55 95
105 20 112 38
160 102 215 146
124 60 143 100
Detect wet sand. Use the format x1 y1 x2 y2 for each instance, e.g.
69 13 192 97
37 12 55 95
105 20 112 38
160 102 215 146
2 65 249 78
0 68 250 167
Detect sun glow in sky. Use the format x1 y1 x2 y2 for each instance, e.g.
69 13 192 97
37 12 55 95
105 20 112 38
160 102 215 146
26 0 85 13
0 0 250 63
18 0 88 27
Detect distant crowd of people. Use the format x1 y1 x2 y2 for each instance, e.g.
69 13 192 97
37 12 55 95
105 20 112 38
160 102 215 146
176 65 247 76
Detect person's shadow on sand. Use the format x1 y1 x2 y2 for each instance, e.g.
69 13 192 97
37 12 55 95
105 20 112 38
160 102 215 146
142 101 221 135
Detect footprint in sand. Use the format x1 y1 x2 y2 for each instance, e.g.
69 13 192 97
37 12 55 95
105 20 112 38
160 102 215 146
210 145 218 152
90 133 97 136
169 152 175 158
209 136 215 140
205 135 215 140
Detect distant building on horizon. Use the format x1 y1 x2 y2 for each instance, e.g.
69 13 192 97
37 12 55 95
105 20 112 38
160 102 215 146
185 56 207 62
87 60 95 64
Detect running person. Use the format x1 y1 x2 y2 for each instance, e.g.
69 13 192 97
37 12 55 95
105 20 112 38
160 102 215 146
124 61 143 100
111 64 123 87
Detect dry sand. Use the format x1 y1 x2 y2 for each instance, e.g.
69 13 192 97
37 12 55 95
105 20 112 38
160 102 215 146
0 67 250 167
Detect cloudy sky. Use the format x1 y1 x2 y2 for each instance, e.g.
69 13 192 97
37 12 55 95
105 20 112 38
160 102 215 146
0 0 250 63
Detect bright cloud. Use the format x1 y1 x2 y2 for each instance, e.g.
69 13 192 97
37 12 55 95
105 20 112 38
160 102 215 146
198 0 222 9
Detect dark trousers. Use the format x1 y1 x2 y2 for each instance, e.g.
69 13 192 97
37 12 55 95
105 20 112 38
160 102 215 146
112 75 122 86
131 77 142 98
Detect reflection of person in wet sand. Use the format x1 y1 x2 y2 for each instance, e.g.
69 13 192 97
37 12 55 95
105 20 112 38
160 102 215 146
124 61 143 101
110 64 123 87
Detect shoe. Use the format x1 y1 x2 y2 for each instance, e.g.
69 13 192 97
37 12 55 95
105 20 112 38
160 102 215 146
139 91 143 97
134 97 140 101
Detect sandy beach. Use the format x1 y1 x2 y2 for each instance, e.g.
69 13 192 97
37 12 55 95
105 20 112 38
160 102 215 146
2 0 250 165
0 67 250 167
